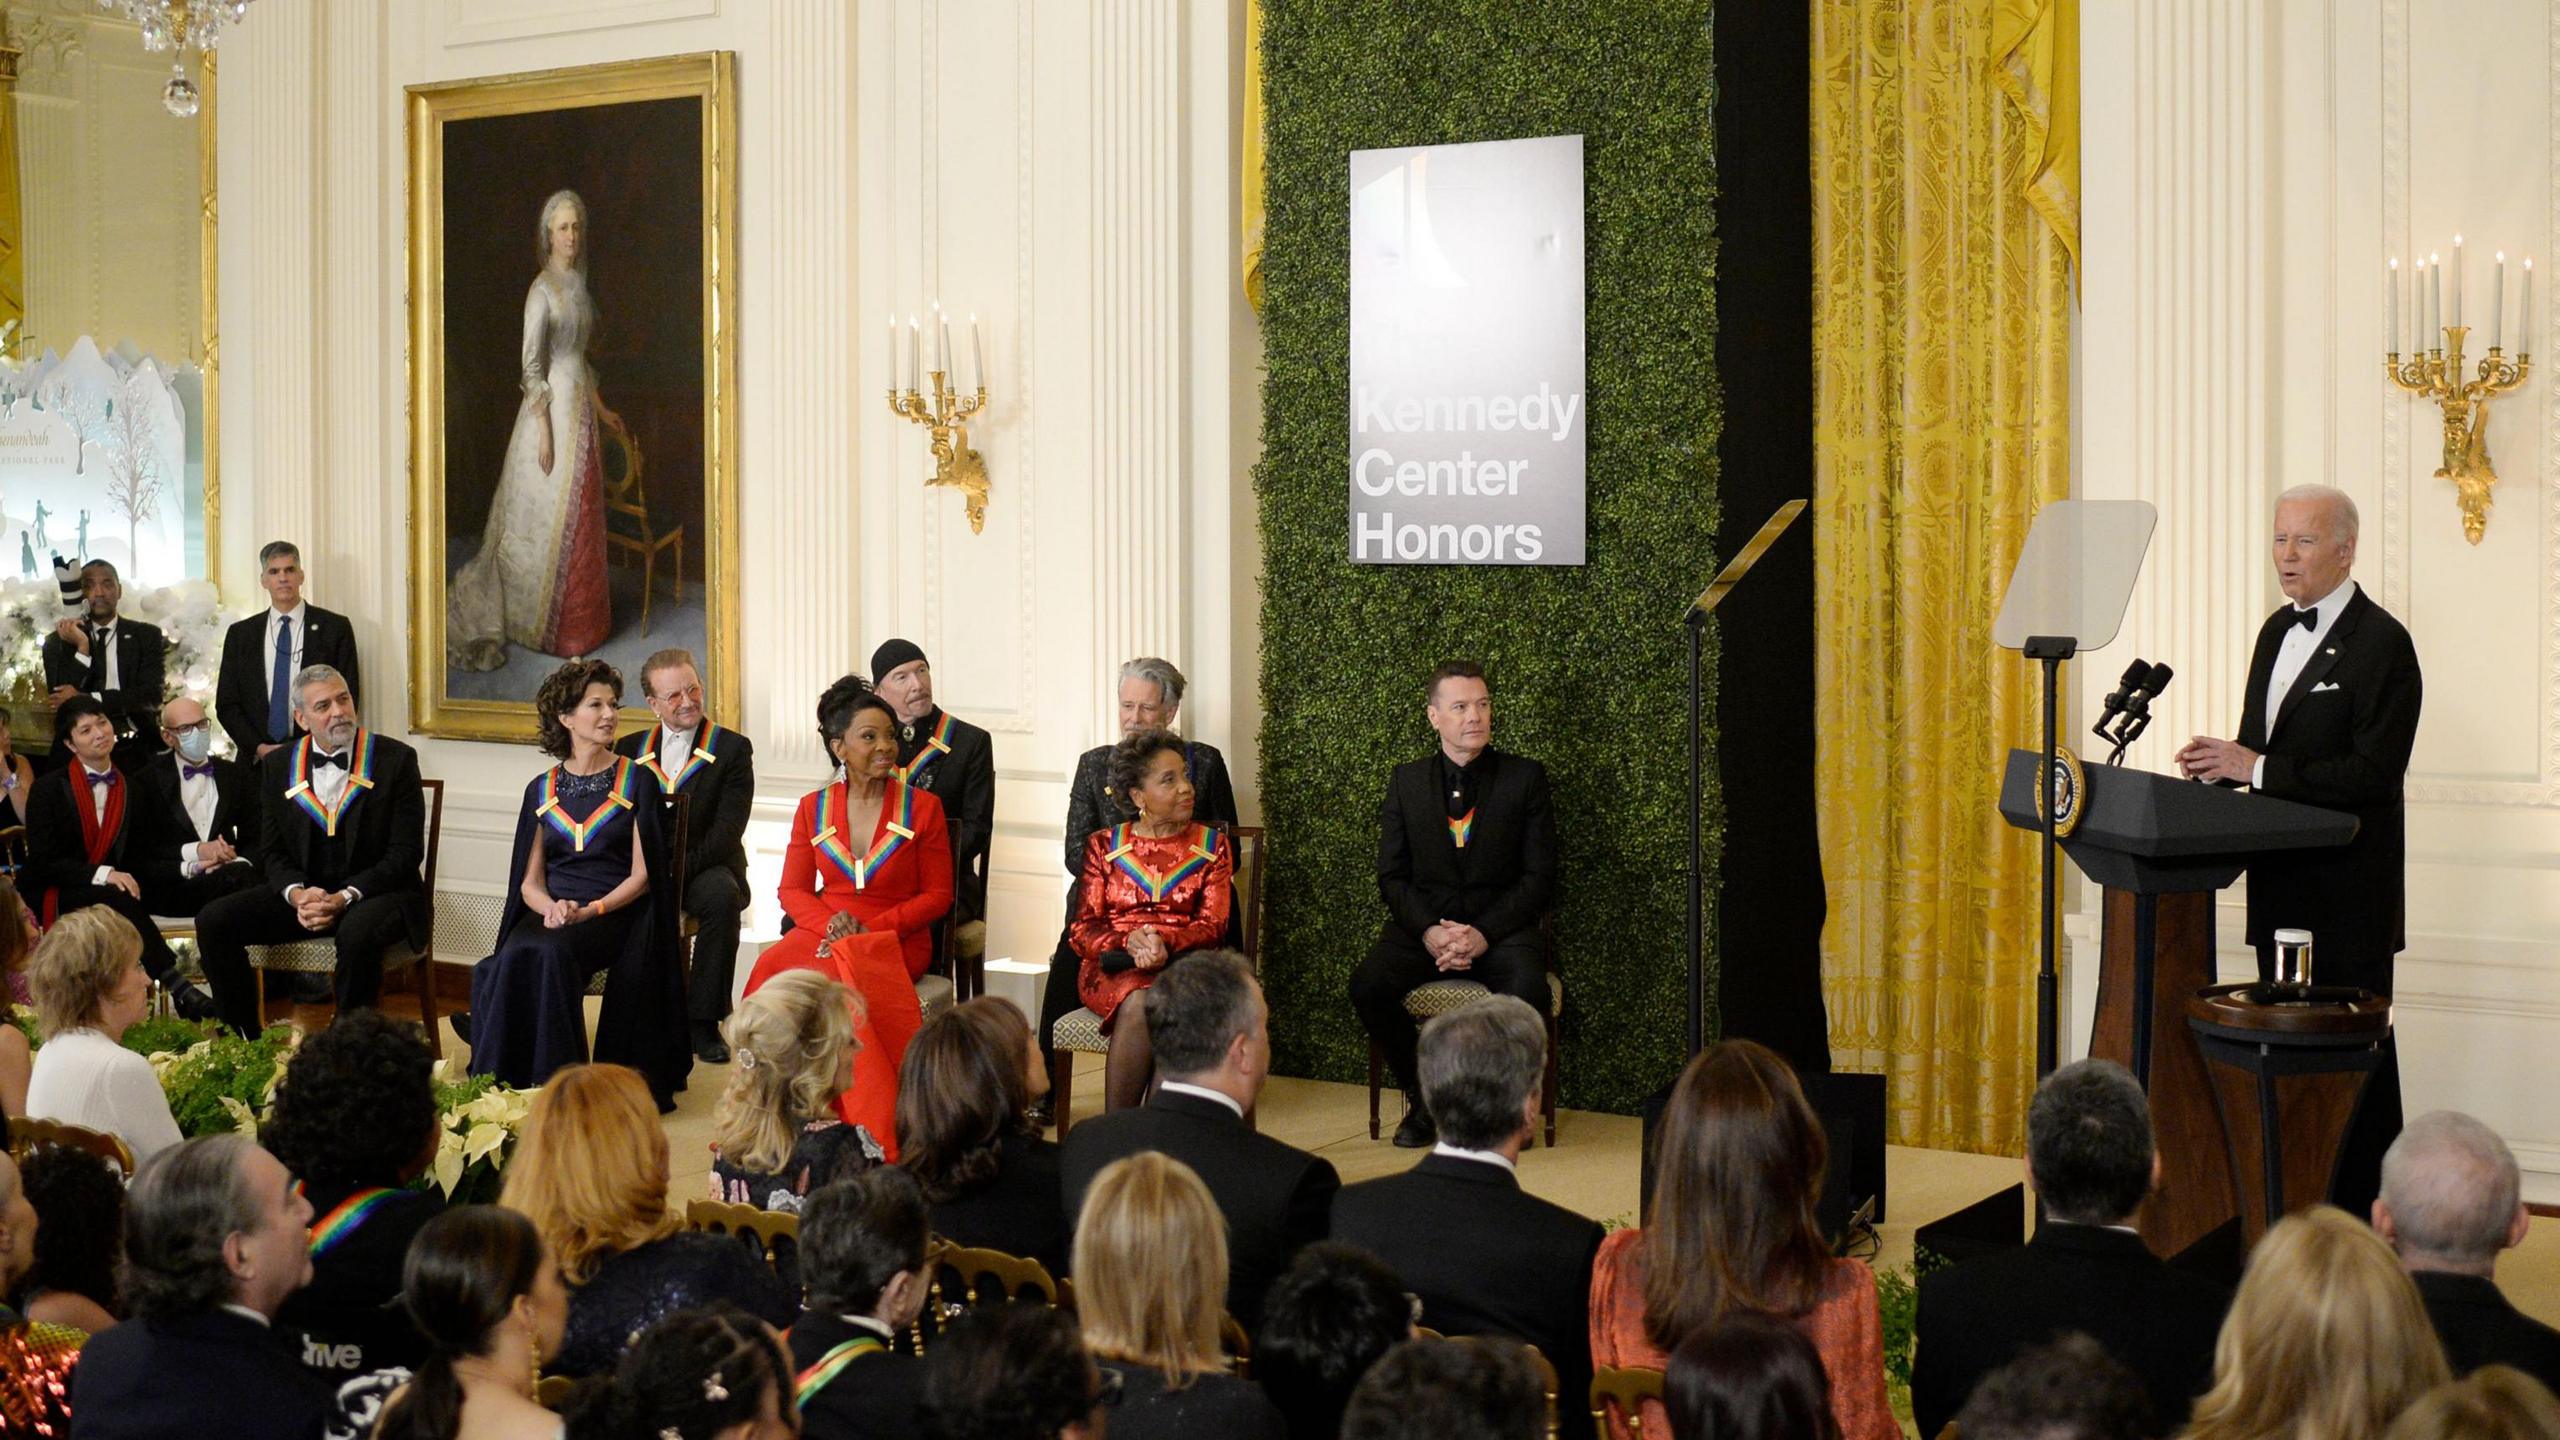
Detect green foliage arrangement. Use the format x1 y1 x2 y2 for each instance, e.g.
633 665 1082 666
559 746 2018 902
142 1023 293 1137
1875 1249 1948 1421
1254 0 1722 1111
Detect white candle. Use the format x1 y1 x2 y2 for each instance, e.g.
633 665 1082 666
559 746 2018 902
939 311 953 380
2525 259 2536 357
2494 253 2506 349
908 315 921 391
2454 236 2465 329
970 314 984 392
2389 258 2400 353
2430 254 2442 344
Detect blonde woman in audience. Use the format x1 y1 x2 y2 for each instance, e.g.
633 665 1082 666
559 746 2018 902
2385 1366 2560 1440
497 1063 792 1378
0 880 40 1115
708 969 881 1211
23 907 179 1161
2182 1205 2448 1440
1073 1151 1285 1439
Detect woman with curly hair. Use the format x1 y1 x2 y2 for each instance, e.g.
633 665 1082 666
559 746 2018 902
265 1009 445 1383
739 675 952 1151
15 1141 120 1334
708 970 880 1210
467 658 686 1103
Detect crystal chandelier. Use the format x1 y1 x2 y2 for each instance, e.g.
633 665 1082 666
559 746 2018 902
95 0 251 118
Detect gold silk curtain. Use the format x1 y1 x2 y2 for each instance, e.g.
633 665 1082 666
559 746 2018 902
1812 0 2076 1154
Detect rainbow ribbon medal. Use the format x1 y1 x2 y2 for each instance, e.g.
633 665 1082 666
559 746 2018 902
1447 807 1477 849
1106 823 1219 902
638 722 721 791
308 1186 399 1258
537 758 638 852
813 781 917 891
284 731 376 837
893 711 957 783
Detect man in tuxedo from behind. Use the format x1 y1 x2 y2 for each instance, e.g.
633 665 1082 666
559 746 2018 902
1912 1060 2228 1439
2375 1110 2560 1395
1351 659 1558 1148
1331 995 1603 1409
194 665 429 1039
2176 483 2422 1215
614 647 756 1064
215 540 364 760
41 558 166 768
1059 951 1338 1334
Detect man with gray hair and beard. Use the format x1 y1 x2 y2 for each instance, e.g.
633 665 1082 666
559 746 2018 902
2375 1110 2560 1394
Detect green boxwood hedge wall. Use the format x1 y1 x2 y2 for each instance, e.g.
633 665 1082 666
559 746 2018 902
1253 0 1722 1113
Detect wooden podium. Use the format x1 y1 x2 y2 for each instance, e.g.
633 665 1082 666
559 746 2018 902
1999 753 2356 1256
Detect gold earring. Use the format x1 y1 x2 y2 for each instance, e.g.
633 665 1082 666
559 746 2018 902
525 1318 543 1395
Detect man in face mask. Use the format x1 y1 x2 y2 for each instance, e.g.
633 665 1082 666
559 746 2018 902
129 697 264 925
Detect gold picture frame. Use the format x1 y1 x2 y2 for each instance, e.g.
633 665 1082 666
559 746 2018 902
406 52 738 743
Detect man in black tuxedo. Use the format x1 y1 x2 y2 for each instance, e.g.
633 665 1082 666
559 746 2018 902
215 540 364 760
21 695 200 1013
792 1167 934 1439
71 1134 330 1440
41 557 166 767
1352 660 1557 1148
1036 656 1243 1102
2176 483 2422 1214
194 665 430 1038
614 647 756 1064
874 638 996 926
1060 951 1338 1332
2375 1110 2560 1394
1332 995 1602 1407
1913 1060 2228 1439
129 697 264 919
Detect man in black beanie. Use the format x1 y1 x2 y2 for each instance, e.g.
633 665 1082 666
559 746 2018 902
871 638 996 928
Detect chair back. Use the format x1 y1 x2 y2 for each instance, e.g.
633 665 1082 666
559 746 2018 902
598 401 648 516
684 1198 800 1284
1588 1366 1666 1440
1225 824 1269 968
418 777 446 948
10 1117 133 1177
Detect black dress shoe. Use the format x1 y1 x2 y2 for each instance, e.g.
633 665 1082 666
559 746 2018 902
448 1011 474 1046
165 981 222 1026
1392 1105 1438 1149
692 1030 731 1065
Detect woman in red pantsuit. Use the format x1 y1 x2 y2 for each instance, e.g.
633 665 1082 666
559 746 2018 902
1071 728 1234 1112
745 677 952 1156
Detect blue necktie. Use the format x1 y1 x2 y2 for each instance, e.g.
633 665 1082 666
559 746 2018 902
268 616 292 742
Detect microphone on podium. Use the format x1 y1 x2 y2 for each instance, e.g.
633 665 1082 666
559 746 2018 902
2090 660 2152 741
2105 662 2175 763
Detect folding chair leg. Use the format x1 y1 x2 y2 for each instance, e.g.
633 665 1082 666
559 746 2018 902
1367 1041 1383 1140
1050 1051 1074 1138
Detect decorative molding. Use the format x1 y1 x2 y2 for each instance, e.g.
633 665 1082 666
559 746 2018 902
2380 0 2408 616
438 0 719 50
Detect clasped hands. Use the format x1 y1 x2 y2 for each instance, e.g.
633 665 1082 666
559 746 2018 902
286 884 353 932
2172 736 2259 786
1423 920 1489 973
815 912 869 954
1124 927 1172 972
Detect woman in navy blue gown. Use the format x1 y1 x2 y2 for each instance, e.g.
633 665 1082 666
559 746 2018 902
468 658 688 1106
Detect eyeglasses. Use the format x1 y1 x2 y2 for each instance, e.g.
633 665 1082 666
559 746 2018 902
167 720 212 737
1090 1365 1125 1410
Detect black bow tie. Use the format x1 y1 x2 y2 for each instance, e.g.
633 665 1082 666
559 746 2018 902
181 763 216 781
312 750 349 771
2289 607 2318 632
83 770 113 788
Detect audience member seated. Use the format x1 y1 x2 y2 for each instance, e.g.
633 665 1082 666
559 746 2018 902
898 996 1066 1276
72 1134 328 1439
2384 1366 2560 1440
1955 1333 2153 1440
0 707 35 872
1253 1242 1415 1440
25 908 182 1162
41 559 167 769
920 1301 1112 1440
557 1303 796 1440
1665 1312 1840 1440
468 659 687 1104
0 880 36 1115
1067 727 1236 1112
2182 1205 2448 1440
23 696 198 1014
791 1168 934 1440
872 639 996 933
2376 1111 2560 1397
1339 1336 1543 1440
16 1140 122 1333
1914 1059 2229 1438
129 697 265 921
1333 995 1601 1407
196 665 430 1038
497 1064 793 1378
0 1145 75 1437
1059 952 1337 1332
1074 1151 1285 1439
264 1009 446 1383
330 1205 568 1440
744 676 954 1151
710 970 881 1211
1588 1039 1896 1440
1351 660 1556 1149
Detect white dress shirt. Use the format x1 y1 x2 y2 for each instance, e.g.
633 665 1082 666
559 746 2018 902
286 744 359 903
175 763 223 876
660 724 698 779
1430 1140 1519 1175
263 602 309 702
2252 578 2358 789
1157 1080 1246 1118
76 620 120 694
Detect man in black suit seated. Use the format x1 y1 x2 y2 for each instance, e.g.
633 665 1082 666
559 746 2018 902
129 697 264 919
613 647 756 1064
2176 483 2422 1215
1913 1059 2228 1439
1352 659 1557 1148
21 695 206 1017
1333 994 1602 1406
2374 1110 2560 1395
214 541 364 761
1037 656 1242 1110
792 1167 934 1440
71 1133 329 1440
873 638 997 929
41 558 166 768
1060 951 1338 1332
194 665 429 1039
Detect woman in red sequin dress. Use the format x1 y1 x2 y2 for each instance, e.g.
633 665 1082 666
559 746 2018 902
1070 728 1234 1112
